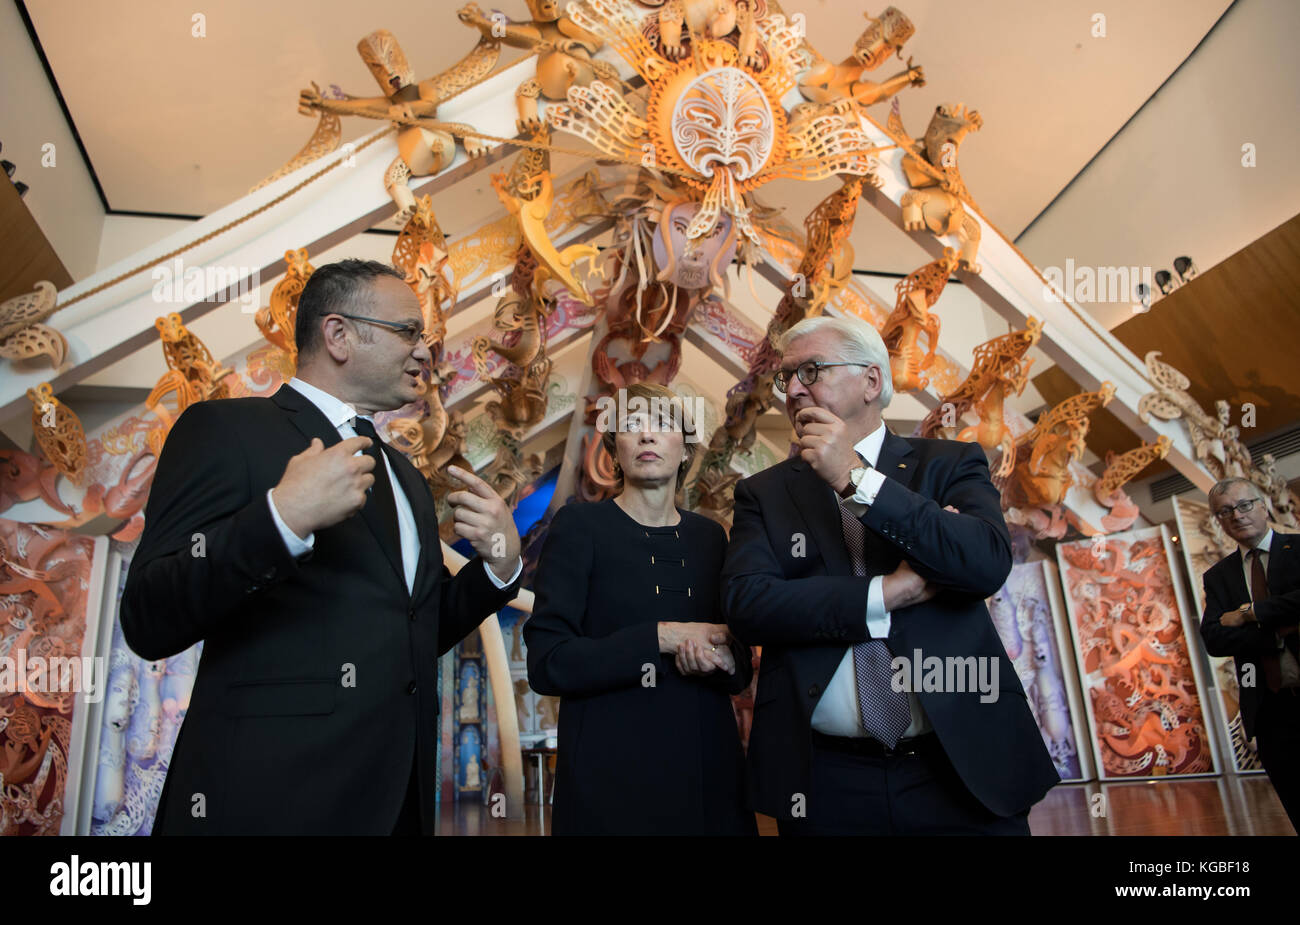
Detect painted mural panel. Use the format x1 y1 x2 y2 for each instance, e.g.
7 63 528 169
1056 526 1220 779
987 560 1093 781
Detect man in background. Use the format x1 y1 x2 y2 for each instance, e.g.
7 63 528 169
1201 477 1300 830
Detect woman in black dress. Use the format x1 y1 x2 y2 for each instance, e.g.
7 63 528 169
525 383 756 835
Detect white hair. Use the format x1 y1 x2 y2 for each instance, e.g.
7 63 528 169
1208 477 1265 505
774 315 894 408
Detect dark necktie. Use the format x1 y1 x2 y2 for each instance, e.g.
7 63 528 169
838 496 912 747
352 417 403 566
1252 548 1300 665
1248 549 1285 692
1249 548 1269 604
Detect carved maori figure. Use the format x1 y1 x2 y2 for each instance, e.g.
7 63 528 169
299 24 501 222
889 99 983 270
797 6 925 109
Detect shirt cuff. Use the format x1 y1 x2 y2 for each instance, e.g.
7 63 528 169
866 574 891 639
854 468 887 506
484 556 523 589
267 488 314 558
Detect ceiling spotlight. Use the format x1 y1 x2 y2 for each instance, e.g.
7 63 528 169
1154 269 1175 295
1 159 14 178
14 181 28 198
1173 256 1197 283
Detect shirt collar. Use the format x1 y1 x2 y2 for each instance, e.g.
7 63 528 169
288 377 361 430
853 420 888 468
1240 528 1274 558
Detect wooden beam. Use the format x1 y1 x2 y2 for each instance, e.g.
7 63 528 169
0 174 73 303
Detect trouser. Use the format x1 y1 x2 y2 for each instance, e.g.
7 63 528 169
1255 688 1300 833
777 731 1031 836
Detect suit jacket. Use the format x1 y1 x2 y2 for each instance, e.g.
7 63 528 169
722 430 1059 820
121 385 521 834
1200 533 1300 739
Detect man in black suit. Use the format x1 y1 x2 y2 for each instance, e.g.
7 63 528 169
122 259 523 835
1200 477 1300 830
722 315 1058 835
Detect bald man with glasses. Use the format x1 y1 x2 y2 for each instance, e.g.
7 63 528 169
123 258 523 834
1201 477 1300 830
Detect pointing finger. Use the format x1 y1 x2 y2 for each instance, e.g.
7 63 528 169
447 465 497 499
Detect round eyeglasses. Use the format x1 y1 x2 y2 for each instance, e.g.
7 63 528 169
774 361 873 393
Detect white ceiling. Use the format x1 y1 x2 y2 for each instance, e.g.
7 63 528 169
8 0 1295 499
23 0 1231 272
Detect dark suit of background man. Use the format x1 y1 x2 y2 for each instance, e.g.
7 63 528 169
122 259 523 835
722 315 1058 835
1200 477 1300 831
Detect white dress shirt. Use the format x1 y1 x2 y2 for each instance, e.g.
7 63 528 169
1239 529 1300 688
267 378 522 594
810 421 932 738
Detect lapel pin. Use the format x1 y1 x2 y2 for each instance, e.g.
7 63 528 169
898 463 907 469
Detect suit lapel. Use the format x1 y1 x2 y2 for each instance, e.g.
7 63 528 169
786 462 851 576
1268 533 1293 590
271 383 344 449
272 384 410 592
874 430 918 494
1225 550 1250 603
783 430 920 578
385 444 437 598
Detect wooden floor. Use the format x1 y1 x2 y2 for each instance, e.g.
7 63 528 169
434 775 1296 835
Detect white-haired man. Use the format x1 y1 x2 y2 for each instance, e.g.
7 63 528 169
722 315 1058 834
1201 477 1300 830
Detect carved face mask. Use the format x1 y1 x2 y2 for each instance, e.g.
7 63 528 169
853 7 915 70
653 199 738 291
526 0 561 22
357 29 415 95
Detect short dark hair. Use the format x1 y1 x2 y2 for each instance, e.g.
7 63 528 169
294 259 406 359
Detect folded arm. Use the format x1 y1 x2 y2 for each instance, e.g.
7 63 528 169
1201 573 1284 658
861 442 1012 599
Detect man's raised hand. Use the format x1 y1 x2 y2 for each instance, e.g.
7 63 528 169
794 406 860 493
446 465 521 580
272 436 375 540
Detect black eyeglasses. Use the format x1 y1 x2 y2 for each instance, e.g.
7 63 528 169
774 360 873 393
1213 498 1261 520
333 312 425 346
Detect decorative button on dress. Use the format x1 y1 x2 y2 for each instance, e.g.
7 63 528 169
524 498 756 835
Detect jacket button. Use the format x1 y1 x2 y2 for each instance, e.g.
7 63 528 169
407 681 418 695
808 685 821 697
408 607 416 622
